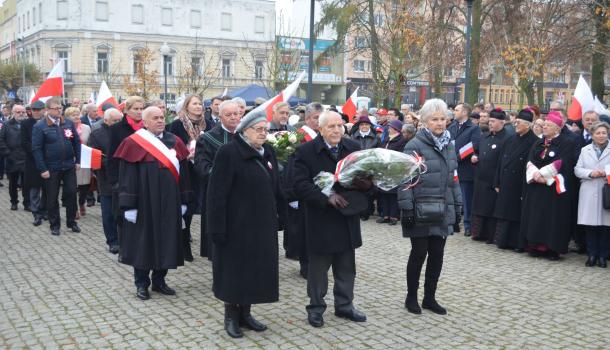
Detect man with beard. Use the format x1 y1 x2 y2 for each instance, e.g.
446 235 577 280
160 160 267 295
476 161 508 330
493 109 538 251
470 109 510 243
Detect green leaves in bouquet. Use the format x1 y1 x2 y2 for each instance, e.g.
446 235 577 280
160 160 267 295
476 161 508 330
266 131 305 163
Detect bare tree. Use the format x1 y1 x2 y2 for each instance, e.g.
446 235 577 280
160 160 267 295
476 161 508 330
175 35 222 97
122 46 160 100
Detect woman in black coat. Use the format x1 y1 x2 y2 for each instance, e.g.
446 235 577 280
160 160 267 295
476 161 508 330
167 95 206 262
377 120 407 225
206 111 284 339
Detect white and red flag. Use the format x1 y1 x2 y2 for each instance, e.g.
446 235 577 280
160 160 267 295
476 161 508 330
254 71 306 121
30 61 64 103
80 144 103 170
87 92 95 104
95 81 119 116
567 75 594 121
554 174 566 194
459 142 475 160
342 87 359 123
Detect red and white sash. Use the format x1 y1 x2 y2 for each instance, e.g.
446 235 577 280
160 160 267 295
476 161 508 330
130 129 180 183
300 125 317 142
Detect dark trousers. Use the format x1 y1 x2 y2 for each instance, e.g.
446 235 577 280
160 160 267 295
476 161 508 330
585 226 610 259
407 236 446 296
30 186 46 218
459 181 474 231
378 192 399 219
77 184 89 206
8 172 29 206
100 195 118 247
46 169 77 229
306 249 355 314
133 268 167 288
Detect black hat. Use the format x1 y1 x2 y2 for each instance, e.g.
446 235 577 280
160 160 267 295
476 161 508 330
489 108 506 120
469 112 480 120
31 101 45 110
517 109 534 122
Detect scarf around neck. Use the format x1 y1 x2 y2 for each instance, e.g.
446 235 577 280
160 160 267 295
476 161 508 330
180 113 205 142
126 116 143 131
424 128 451 151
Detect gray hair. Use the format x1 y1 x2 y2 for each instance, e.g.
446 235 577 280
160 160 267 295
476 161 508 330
402 123 417 134
583 110 599 120
318 110 341 128
304 102 323 118
419 98 448 123
219 100 238 116
103 108 122 121
231 97 246 107
590 121 610 135
149 99 165 107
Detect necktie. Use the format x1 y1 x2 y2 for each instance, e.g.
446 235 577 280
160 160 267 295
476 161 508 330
586 133 591 142
330 146 338 160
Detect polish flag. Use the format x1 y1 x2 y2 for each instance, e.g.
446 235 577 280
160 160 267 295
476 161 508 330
554 174 566 194
567 75 594 121
220 88 228 97
95 81 119 116
254 71 306 121
30 61 64 103
80 144 103 170
87 92 95 104
605 165 610 184
342 87 359 123
453 169 459 183
459 142 475 160
594 96 609 115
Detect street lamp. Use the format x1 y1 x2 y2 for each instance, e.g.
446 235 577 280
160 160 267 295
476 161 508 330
488 72 493 103
160 42 171 105
17 37 26 101
306 0 315 103
464 0 474 103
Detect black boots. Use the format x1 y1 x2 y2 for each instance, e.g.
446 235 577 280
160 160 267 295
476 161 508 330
239 305 267 332
183 229 194 262
404 293 421 314
586 256 597 267
224 304 243 338
422 281 447 315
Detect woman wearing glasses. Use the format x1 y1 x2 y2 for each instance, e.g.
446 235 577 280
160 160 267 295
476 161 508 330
206 110 284 338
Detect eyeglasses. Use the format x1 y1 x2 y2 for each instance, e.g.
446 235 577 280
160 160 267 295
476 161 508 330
250 126 269 133
48 107 62 111
13 111 26 114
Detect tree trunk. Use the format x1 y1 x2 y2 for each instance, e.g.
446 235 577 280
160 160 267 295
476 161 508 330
537 63 545 107
368 0 383 105
591 2 608 99
466 0 482 105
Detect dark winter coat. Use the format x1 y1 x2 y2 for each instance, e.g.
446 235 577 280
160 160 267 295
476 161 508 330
293 135 363 254
167 119 201 214
351 130 380 150
492 130 538 222
0 118 26 173
471 127 511 217
115 131 193 270
206 135 283 304
520 133 578 254
447 119 481 182
20 116 44 187
397 130 462 238
204 110 218 132
32 116 81 173
88 123 113 196
107 116 137 186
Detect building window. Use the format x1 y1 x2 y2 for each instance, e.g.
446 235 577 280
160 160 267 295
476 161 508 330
373 13 384 27
222 58 232 78
131 4 143 24
444 67 453 77
191 56 202 75
57 50 69 72
163 55 173 76
17 17 20 33
221 13 232 31
32 7 36 25
57 0 68 20
254 16 264 34
160 93 176 104
190 10 201 28
255 60 263 79
161 7 172 26
27 11 30 29
96 1 109 21
133 52 143 75
39 3 42 23
353 60 365 72
97 52 109 73
22 14 25 31
354 36 366 49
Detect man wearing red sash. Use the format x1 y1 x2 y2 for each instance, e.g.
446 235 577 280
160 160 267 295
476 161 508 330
114 106 194 300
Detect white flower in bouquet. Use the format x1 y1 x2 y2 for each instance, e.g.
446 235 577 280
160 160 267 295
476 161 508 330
266 133 278 144
288 133 298 144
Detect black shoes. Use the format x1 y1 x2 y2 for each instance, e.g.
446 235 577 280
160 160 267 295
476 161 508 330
388 218 398 226
152 283 176 295
51 227 60 236
464 229 471 237
422 298 447 315
599 259 607 268
307 312 324 328
405 295 422 314
10 204 18 210
69 223 81 233
23 205 31 212
335 308 367 322
239 305 267 332
136 287 150 300
109 245 119 254
360 215 370 221
224 304 243 338
376 217 390 224
33 216 43 226
586 256 597 267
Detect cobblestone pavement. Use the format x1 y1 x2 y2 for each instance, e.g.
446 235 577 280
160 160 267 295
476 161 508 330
1 187 609 349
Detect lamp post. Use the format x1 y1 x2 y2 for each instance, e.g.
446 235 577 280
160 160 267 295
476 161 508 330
17 37 26 101
160 42 171 105
306 0 315 103
464 0 474 103
488 72 493 103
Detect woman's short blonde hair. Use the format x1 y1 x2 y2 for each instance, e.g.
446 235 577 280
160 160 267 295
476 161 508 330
590 121 610 135
64 107 81 119
124 96 145 111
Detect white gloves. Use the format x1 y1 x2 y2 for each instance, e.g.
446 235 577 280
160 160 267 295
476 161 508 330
124 209 137 223
181 205 187 216
288 201 299 209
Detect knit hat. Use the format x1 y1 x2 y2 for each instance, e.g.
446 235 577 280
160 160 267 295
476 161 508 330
389 119 403 132
546 111 563 128
236 109 267 133
489 108 506 120
355 115 373 127
517 109 534 122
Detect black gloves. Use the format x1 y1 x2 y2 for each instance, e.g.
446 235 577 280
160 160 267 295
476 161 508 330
401 210 415 229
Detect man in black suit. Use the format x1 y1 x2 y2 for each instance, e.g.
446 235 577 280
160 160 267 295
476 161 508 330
80 103 99 128
580 111 599 146
204 97 223 131
293 111 368 328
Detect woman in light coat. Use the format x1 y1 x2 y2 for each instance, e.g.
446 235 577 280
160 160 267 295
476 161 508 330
65 107 91 218
575 122 610 268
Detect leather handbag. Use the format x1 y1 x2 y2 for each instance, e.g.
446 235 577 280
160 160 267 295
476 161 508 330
603 184 610 210
413 195 446 224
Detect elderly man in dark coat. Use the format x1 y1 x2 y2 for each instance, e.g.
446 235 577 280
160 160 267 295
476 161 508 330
0 104 28 210
470 108 511 243
113 106 194 300
493 109 538 251
21 100 47 225
293 110 368 328
194 99 241 259
206 110 284 339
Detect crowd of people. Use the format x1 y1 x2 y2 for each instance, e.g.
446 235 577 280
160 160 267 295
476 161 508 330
0 91 608 339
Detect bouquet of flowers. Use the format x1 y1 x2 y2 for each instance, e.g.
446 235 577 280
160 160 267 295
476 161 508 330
266 131 304 163
314 148 426 196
